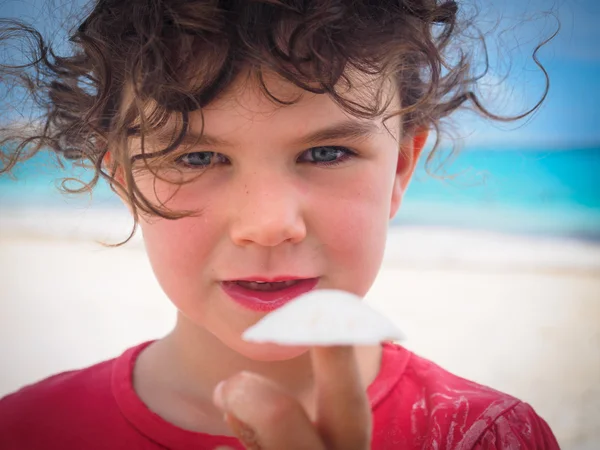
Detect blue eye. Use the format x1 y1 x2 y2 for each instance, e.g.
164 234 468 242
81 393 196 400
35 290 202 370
174 147 354 169
299 146 354 166
176 151 227 168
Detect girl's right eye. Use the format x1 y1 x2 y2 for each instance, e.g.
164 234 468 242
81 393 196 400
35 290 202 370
175 151 228 168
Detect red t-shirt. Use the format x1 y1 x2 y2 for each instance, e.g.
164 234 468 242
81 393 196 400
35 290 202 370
0 342 560 449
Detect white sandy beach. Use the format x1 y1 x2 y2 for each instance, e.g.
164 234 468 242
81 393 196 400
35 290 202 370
0 208 599 449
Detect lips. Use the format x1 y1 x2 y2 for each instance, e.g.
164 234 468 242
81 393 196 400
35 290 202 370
221 277 319 312
235 279 300 291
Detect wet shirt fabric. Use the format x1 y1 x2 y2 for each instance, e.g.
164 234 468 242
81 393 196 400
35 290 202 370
0 341 560 450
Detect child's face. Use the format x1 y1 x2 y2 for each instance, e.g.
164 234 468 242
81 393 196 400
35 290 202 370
130 72 420 360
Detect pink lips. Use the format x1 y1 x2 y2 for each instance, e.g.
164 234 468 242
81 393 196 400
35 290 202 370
220 277 319 312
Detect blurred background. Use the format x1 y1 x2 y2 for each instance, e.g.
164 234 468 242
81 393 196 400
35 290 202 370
0 0 599 449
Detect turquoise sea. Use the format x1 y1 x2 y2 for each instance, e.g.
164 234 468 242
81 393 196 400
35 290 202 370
1 146 599 241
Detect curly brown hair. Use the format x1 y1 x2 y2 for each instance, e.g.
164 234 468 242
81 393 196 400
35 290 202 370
0 0 555 243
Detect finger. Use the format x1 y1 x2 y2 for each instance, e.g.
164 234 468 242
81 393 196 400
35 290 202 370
214 371 326 450
311 346 372 450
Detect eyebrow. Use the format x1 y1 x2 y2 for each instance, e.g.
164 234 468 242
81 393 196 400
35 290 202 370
150 119 381 149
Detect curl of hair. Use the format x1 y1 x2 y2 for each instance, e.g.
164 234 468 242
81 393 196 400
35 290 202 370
0 0 556 245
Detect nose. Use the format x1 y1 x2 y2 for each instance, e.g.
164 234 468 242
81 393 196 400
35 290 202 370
229 171 307 247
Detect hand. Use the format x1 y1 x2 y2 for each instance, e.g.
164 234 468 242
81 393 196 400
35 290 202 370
212 346 372 450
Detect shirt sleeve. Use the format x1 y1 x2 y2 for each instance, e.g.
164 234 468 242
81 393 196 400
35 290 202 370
472 402 561 449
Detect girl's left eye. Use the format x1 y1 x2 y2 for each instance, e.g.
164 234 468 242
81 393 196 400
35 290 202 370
298 146 354 166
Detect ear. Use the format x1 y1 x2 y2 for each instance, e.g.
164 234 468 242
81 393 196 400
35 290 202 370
389 129 429 219
103 151 131 211
103 151 126 186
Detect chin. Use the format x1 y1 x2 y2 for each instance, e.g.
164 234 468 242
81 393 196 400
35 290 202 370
234 340 310 362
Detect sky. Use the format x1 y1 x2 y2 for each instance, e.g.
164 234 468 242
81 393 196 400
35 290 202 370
452 0 600 148
0 0 598 149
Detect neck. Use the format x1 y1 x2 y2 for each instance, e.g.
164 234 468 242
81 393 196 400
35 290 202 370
134 312 382 433
163 313 318 400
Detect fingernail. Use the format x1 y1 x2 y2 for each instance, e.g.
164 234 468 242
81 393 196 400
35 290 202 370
213 380 226 410
225 412 261 450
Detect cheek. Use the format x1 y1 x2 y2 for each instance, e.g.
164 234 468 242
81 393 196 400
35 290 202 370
140 219 208 301
312 164 395 292
136 178 222 305
142 219 207 267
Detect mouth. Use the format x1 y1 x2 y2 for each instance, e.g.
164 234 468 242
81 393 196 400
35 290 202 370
220 277 319 312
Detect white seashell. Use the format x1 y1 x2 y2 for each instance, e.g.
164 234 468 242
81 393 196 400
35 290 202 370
242 289 405 346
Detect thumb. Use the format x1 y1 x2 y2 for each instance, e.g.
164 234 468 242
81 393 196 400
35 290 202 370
213 371 325 450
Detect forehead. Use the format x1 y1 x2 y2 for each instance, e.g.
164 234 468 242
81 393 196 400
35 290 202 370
194 69 401 143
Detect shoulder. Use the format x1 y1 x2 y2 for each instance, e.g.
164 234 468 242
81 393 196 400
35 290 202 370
466 401 561 450
0 356 115 417
403 347 518 412
373 344 560 449
0 355 118 445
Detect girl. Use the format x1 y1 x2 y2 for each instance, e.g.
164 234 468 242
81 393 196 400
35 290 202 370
0 1 560 449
